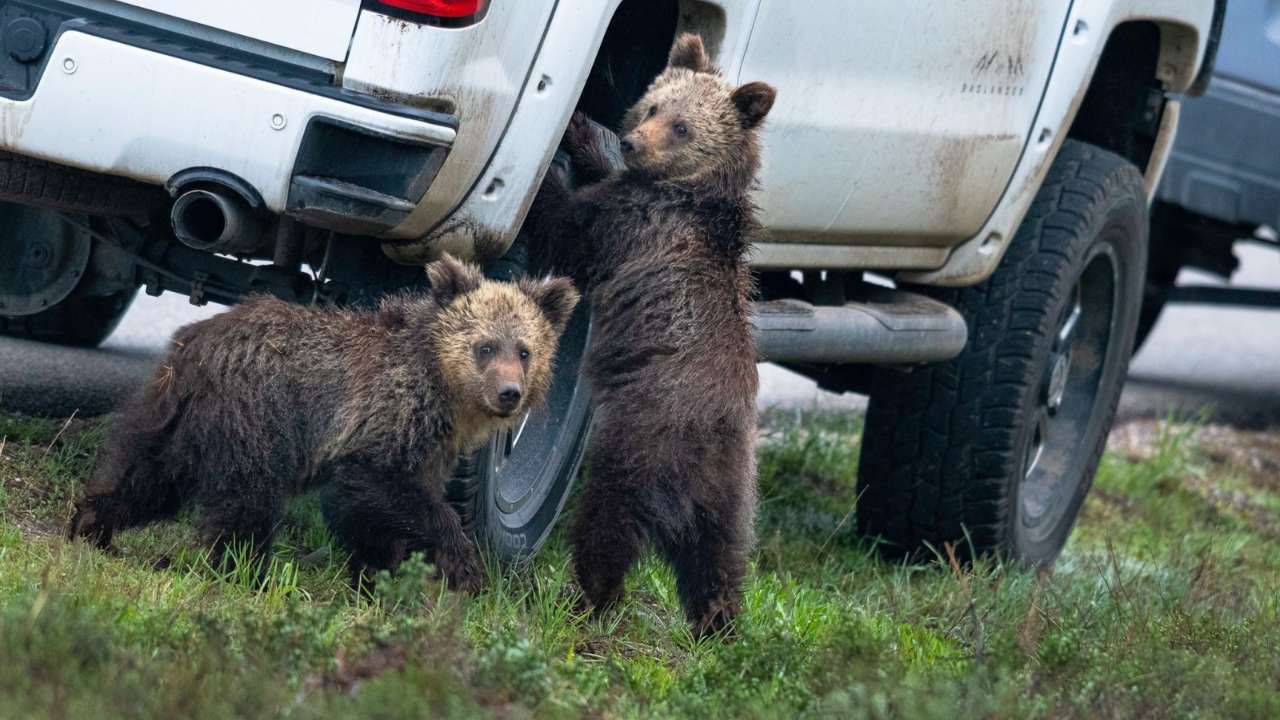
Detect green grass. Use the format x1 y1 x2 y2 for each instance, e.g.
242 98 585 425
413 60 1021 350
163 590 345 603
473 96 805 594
1 410 1278 719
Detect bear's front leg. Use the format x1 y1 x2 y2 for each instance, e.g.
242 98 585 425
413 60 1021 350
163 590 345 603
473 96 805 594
563 111 625 186
426 501 483 594
197 479 286 570
323 458 483 594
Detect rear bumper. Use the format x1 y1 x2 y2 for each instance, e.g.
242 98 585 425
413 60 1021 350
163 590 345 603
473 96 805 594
0 27 455 223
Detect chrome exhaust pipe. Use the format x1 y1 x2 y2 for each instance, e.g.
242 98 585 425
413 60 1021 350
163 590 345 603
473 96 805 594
170 188 262 254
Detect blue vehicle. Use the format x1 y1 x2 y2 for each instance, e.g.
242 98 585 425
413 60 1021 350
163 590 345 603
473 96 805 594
1145 0 1280 345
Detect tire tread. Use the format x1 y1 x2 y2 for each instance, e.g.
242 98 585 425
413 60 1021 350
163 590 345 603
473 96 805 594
856 141 1147 561
0 151 163 216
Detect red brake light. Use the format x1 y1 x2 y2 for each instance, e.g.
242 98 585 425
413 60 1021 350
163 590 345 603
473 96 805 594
374 0 489 20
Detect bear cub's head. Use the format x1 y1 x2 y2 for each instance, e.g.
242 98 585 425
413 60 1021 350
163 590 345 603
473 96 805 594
425 254 579 425
620 33 776 191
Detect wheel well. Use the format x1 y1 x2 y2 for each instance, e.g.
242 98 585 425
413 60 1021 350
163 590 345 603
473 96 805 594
1067 22 1165 173
575 0 726 130
576 0 679 130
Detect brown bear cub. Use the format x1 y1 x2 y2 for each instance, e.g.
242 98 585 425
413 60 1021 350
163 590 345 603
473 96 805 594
68 255 578 592
527 33 775 635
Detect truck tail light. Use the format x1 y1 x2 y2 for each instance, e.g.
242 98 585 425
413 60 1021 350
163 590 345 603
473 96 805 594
368 0 490 25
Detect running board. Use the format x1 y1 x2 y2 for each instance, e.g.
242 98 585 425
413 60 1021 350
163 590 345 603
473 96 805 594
1167 285 1280 309
752 290 968 365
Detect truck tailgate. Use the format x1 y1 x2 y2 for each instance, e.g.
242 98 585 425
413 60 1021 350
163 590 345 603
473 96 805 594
113 0 361 61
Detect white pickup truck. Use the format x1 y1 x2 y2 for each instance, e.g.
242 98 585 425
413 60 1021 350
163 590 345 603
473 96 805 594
0 0 1224 565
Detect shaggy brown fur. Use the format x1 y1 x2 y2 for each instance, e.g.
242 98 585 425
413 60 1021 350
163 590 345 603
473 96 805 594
526 33 775 635
68 255 578 591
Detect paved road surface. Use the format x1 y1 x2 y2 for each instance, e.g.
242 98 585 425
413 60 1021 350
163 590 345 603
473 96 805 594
4 246 1279 426
760 243 1280 427
1118 243 1280 427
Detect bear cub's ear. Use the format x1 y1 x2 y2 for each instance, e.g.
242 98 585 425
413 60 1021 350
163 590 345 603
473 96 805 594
668 33 712 73
522 276 581 333
731 81 776 129
425 253 484 307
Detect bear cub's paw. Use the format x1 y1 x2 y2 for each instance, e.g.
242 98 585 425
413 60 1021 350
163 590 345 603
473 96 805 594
435 542 484 595
67 501 116 552
690 596 741 640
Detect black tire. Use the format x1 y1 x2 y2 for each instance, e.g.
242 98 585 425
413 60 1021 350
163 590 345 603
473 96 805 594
1 201 138 347
0 151 163 216
1132 203 1187 353
856 140 1148 565
1136 280 1172 351
445 239 593 563
0 287 137 347
1132 269 1175 354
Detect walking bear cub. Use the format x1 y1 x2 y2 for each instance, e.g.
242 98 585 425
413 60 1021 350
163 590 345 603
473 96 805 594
69 255 579 592
527 33 775 634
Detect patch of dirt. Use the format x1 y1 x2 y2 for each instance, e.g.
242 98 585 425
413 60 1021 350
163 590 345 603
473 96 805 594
1105 418 1172 462
13 517 62 540
328 643 409 693
2 469 64 537
1088 487 1138 515
1182 473 1280 541
1107 419 1280 540
1197 425 1280 496
295 642 412 703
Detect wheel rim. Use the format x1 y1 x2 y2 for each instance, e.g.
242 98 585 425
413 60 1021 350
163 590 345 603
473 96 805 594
1017 240 1121 539
0 202 92 316
479 303 592 558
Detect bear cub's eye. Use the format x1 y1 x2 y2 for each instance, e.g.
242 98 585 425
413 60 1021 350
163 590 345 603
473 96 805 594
647 105 658 118
519 349 530 361
673 122 689 137
478 344 494 356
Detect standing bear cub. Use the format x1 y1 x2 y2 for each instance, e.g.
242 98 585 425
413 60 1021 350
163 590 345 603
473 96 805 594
528 33 775 634
69 255 579 592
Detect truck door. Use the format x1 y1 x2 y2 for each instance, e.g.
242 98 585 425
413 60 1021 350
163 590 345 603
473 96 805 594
738 0 1073 253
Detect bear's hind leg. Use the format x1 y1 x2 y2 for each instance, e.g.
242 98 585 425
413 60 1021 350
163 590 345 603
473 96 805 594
70 465 183 551
570 463 648 614
69 424 185 549
661 485 753 638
